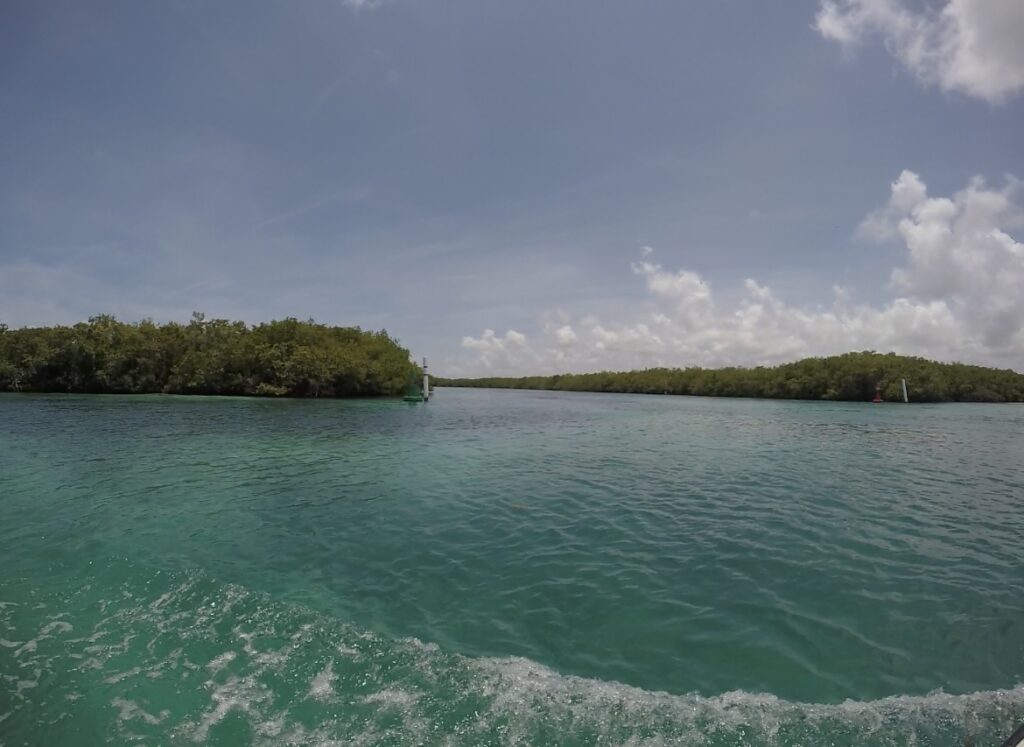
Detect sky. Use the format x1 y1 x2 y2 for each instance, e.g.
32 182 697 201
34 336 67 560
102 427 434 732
1 0 1023 376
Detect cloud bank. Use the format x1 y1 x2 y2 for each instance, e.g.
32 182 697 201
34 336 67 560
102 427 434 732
458 172 1024 376
815 0 1024 103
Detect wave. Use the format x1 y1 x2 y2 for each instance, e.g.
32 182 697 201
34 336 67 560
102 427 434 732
1 564 1022 746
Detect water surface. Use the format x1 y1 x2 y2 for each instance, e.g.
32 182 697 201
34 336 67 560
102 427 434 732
1 389 1022 744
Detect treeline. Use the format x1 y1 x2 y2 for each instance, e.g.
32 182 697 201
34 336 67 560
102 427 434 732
437 352 1024 403
0 314 418 397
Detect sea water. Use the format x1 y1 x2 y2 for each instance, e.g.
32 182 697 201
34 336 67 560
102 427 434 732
1 389 1022 745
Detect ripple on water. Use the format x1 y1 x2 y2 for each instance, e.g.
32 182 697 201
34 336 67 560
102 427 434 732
1 391 1023 743
0 561 1021 746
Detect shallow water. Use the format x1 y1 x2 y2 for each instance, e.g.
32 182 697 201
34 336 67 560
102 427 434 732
1 389 1022 745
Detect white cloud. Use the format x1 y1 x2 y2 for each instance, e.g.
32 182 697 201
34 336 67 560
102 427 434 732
457 171 1024 376
554 325 577 347
884 172 1024 349
815 0 1024 102
342 0 384 9
460 328 532 371
857 169 928 241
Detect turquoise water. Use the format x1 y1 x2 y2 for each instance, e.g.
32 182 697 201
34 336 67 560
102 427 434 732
1 388 1022 745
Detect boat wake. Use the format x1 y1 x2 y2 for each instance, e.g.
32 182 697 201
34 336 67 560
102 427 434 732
1 563 1021 746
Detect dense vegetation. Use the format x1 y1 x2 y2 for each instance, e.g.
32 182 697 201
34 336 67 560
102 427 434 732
438 352 1024 403
0 315 418 397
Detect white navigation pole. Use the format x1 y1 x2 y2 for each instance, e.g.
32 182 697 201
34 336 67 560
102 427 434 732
423 357 430 401
901 378 909 403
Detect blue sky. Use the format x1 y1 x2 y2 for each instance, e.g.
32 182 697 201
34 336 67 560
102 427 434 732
2 0 1023 375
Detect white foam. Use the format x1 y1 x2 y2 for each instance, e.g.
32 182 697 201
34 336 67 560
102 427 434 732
104 666 147 685
111 697 169 726
254 714 285 738
359 689 420 708
17 568 1021 745
307 660 338 702
40 620 72 634
163 586 1024 744
235 628 258 656
9 619 71 657
206 651 237 673
464 653 1024 743
143 646 185 679
190 674 274 742
335 643 360 657
15 675 39 695
149 591 175 610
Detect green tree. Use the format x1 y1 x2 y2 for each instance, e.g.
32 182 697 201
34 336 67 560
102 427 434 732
0 315 417 398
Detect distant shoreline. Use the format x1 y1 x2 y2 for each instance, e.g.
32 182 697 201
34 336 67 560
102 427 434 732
434 385 1023 405
0 390 404 401
436 352 1024 403
0 315 420 399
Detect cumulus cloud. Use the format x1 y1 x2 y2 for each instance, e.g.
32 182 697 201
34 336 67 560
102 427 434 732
458 171 1024 376
460 328 531 371
883 171 1024 349
341 0 385 11
554 325 577 347
815 0 1024 102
